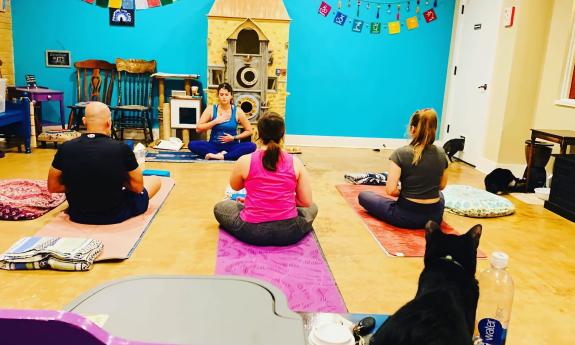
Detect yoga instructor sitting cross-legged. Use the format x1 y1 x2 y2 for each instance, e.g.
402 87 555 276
188 83 256 160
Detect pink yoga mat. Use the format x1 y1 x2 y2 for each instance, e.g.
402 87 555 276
35 178 175 261
216 230 347 313
336 184 487 258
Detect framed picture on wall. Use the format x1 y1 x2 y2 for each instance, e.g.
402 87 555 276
45 50 71 68
0 0 7 12
109 8 135 27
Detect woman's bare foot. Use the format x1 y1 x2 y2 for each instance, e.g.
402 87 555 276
205 151 226 160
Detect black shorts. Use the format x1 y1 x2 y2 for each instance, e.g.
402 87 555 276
69 189 149 225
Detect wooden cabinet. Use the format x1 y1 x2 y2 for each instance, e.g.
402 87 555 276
545 154 575 222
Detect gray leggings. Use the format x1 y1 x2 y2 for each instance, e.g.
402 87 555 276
214 200 318 246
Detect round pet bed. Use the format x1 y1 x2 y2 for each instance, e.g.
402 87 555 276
443 185 515 218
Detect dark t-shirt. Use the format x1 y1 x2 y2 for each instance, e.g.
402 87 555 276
51 133 138 221
389 144 449 199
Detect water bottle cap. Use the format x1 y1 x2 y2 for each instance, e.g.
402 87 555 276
491 251 509 269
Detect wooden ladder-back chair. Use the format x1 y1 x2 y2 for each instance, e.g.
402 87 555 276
113 58 156 143
68 59 116 130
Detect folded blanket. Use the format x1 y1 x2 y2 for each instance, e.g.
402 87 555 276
0 237 103 271
0 179 66 220
344 172 388 185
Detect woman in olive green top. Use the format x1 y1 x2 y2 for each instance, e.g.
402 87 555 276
358 108 449 229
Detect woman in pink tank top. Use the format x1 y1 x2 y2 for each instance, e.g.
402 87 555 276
214 113 318 246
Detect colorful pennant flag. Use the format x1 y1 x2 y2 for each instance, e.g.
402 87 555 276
135 0 148 9
424 8 437 23
122 0 135 9
318 1 332 17
85 0 173 9
96 0 109 7
334 11 347 26
147 0 161 8
388 21 400 34
352 19 364 32
406 16 419 30
314 0 440 36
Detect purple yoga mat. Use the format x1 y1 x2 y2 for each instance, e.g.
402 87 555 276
216 230 347 313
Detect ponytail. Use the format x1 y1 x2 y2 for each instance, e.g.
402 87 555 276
262 140 281 172
409 108 438 165
257 112 285 172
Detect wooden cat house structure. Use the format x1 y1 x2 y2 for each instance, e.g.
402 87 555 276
207 0 290 123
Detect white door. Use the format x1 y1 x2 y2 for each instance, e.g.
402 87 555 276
442 0 503 167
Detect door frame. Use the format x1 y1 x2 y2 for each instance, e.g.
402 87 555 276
440 0 504 168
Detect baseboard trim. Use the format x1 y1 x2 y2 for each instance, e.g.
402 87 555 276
285 134 410 150
284 135 528 177
474 158 525 177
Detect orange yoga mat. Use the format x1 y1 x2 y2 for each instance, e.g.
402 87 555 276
35 177 175 261
336 184 486 258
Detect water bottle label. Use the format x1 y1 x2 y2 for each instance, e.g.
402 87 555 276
478 318 505 345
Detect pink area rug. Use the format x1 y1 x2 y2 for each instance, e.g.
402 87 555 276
336 184 486 258
216 230 347 313
0 179 66 220
35 177 175 261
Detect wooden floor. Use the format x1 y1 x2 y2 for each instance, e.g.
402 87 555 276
0 146 573 345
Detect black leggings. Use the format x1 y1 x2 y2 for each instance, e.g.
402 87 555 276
358 191 445 229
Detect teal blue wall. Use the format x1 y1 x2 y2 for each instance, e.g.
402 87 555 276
12 0 455 139
11 0 210 126
284 1 455 138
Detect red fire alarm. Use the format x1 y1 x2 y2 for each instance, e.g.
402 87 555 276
504 6 515 27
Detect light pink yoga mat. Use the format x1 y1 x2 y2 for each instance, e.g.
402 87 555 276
35 177 175 261
216 230 347 313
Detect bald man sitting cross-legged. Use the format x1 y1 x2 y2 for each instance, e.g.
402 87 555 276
47 102 161 225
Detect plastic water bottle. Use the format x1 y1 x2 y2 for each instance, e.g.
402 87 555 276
474 252 514 345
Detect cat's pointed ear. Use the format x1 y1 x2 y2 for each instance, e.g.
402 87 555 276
425 220 441 237
466 224 482 248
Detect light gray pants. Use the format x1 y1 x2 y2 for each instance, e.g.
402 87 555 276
214 200 318 246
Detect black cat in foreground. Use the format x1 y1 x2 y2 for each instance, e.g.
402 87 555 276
370 221 482 345
443 138 465 162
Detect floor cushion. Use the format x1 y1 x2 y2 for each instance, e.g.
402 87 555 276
37 129 81 144
0 179 66 220
443 184 515 218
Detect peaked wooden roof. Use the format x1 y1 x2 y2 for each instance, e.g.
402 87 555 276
208 0 290 21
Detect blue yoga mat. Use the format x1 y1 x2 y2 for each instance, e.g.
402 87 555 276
145 151 200 162
145 151 234 163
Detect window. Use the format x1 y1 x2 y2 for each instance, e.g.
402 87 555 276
208 66 225 88
267 77 278 92
569 74 575 99
236 29 260 55
558 20 575 106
